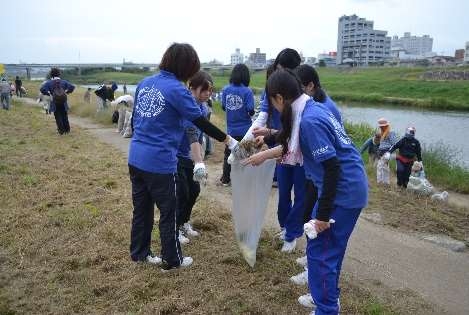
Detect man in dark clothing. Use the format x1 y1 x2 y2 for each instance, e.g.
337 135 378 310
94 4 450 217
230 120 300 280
15 76 22 97
40 68 75 135
387 126 422 188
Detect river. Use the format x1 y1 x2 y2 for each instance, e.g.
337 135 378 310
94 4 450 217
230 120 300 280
82 84 469 167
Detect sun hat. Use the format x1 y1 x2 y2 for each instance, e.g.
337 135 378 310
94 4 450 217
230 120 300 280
377 118 389 127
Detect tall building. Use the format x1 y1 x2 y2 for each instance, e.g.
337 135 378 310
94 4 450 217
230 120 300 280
465 42 469 63
231 48 244 65
337 14 391 66
455 49 465 61
391 32 433 56
247 48 266 68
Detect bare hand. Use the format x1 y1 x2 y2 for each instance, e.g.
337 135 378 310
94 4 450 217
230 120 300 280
314 220 330 233
254 136 265 147
242 151 268 166
252 127 270 137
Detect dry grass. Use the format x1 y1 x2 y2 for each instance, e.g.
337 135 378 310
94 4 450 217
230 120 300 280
363 163 469 243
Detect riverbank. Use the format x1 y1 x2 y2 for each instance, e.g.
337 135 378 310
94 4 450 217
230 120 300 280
0 101 413 315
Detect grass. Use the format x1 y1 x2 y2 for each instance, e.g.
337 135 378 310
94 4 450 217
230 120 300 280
0 102 417 314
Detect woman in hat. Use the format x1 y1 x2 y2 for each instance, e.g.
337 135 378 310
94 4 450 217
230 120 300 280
376 118 399 185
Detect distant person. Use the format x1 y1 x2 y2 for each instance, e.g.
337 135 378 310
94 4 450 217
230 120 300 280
40 68 75 135
0 77 11 110
38 80 51 114
14 76 22 97
376 118 399 185
123 82 128 95
360 131 381 165
386 126 422 188
84 87 92 103
219 63 255 186
111 94 134 134
94 84 113 111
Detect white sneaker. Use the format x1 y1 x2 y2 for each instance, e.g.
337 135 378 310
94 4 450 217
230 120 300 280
296 255 308 267
145 254 162 265
298 293 315 308
281 239 297 253
183 222 200 237
276 228 286 240
161 257 193 272
290 270 308 286
178 230 190 245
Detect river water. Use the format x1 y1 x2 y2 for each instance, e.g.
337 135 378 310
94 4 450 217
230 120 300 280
82 84 469 167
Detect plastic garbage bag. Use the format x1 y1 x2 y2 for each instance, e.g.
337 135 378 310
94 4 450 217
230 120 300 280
377 157 390 184
407 176 434 195
231 159 276 267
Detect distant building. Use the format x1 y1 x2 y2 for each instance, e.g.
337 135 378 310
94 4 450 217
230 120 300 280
231 48 244 65
465 42 469 63
336 14 391 66
318 52 337 67
391 32 433 56
247 48 267 68
455 49 465 62
304 57 317 65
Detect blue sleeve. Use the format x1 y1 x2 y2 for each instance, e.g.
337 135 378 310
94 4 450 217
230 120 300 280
65 81 75 93
302 120 337 163
172 85 203 122
246 89 255 113
260 91 269 113
40 81 50 95
221 88 226 111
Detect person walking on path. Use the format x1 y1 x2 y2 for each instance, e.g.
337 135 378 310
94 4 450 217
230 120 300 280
40 68 75 135
0 77 11 110
14 76 22 97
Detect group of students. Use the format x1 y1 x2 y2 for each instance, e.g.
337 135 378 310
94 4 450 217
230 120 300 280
361 117 423 189
127 43 368 315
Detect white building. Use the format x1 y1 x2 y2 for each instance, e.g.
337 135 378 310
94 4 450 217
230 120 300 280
391 32 433 56
465 42 469 63
337 14 391 66
231 48 244 65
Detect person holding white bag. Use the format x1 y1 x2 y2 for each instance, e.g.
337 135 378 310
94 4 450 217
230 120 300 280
244 70 368 315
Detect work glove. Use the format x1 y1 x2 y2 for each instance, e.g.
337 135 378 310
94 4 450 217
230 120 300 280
227 138 262 164
193 162 208 185
383 152 391 161
303 219 336 239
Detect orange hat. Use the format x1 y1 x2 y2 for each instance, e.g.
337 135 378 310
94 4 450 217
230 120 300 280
378 118 389 127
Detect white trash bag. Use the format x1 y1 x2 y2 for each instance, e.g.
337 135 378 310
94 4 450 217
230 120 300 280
377 157 390 184
231 159 276 267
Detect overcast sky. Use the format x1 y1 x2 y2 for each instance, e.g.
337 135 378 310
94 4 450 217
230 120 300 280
2 0 468 64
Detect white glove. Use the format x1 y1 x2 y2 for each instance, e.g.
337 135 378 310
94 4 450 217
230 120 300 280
227 153 235 165
226 136 238 150
383 152 391 161
193 162 207 185
303 219 336 239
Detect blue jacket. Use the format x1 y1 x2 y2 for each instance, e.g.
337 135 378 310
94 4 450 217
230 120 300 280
40 78 75 112
128 71 203 174
222 84 255 136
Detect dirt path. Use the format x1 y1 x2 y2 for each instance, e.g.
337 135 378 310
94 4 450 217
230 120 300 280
18 98 469 314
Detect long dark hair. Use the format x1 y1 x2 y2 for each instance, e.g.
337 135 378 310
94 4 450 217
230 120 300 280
296 64 326 103
266 69 302 155
230 64 250 86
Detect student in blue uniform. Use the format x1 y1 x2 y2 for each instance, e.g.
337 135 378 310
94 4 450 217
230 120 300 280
176 71 213 245
248 49 304 252
244 70 368 315
219 63 255 186
128 43 239 271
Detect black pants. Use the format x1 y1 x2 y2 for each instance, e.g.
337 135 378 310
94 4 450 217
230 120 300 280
54 104 70 134
220 135 243 184
176 157 200 228
396 159 412 188
129 165 182 267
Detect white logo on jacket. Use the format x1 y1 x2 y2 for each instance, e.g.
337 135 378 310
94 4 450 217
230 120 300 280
328 113 351 145
312 146 329 157
225 94 243 110
136 85 165 118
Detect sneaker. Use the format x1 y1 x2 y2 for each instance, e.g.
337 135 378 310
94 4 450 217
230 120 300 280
298 293 315 308
178 230 190 245
290 270 308 286
276 227 286 240
160 256 193 272
145 254 162 265
272 181 278 188
281 239 297 253
183 222 200 237
296 255 308 267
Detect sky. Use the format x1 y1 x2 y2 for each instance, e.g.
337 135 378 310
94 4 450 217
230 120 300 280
2 0 468 64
